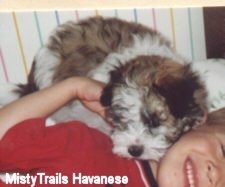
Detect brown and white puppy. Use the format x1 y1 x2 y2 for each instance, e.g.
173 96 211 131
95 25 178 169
0 16 207 160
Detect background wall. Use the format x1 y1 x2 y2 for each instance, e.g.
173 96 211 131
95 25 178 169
0 8 206 84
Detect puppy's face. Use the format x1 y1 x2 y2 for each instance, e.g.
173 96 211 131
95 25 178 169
101 55 207 160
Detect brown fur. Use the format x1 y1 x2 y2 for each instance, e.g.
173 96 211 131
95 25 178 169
100 55 207 141
15 61 38 96
47 17 170 82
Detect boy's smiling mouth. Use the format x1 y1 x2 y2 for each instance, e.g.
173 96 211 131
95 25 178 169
184 157 198 187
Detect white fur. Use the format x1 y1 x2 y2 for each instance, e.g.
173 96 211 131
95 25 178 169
34 48 61 89
32 33 182 138
50 101 112 134
28 33 178 160
112 123 170 160
108 80 174 160
113 86 143 122
89 34 185 82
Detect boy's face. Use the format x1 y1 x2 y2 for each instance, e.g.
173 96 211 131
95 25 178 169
158 124 225 187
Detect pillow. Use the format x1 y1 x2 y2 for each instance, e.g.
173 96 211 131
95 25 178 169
193 58 225 112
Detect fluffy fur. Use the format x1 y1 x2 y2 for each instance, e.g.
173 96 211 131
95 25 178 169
0 17 208 160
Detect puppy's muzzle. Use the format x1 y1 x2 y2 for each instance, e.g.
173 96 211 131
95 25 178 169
128 145 144 157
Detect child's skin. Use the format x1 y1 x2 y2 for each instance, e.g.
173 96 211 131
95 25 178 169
0 77 105 139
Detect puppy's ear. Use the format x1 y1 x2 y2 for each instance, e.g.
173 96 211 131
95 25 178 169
100 69 123 106
155 66 206 119
100 85 113 106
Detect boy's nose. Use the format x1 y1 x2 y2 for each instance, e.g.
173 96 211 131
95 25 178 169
206 160 219 186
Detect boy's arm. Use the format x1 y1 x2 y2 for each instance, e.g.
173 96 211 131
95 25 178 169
0 77 105 139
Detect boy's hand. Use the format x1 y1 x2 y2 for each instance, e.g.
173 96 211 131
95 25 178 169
70 77 106 118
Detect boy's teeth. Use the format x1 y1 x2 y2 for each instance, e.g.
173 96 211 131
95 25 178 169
186 161 195 187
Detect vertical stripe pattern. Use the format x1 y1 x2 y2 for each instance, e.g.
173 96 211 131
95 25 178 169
169 8 176 50
95 10 99 16
188 8 195 60
34 12 44 46
0 47 9 82
12 12 29 76
75 10 79 21
152 8 157 30
134 9 138 22
0 8 207 83
55 11 60 25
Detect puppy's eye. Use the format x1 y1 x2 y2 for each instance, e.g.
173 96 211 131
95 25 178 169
112 113 122 123
142 113 160 128
115 124 127 131
107 109 122 123
147 118 160 128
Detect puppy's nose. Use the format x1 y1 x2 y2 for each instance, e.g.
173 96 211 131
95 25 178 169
128 145 143 157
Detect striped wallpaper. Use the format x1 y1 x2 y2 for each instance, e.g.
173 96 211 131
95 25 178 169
0 8 206 84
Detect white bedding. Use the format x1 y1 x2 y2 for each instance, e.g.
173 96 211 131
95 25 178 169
193 58 225 112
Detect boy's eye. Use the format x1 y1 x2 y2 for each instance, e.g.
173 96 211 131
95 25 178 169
220 143 225 157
